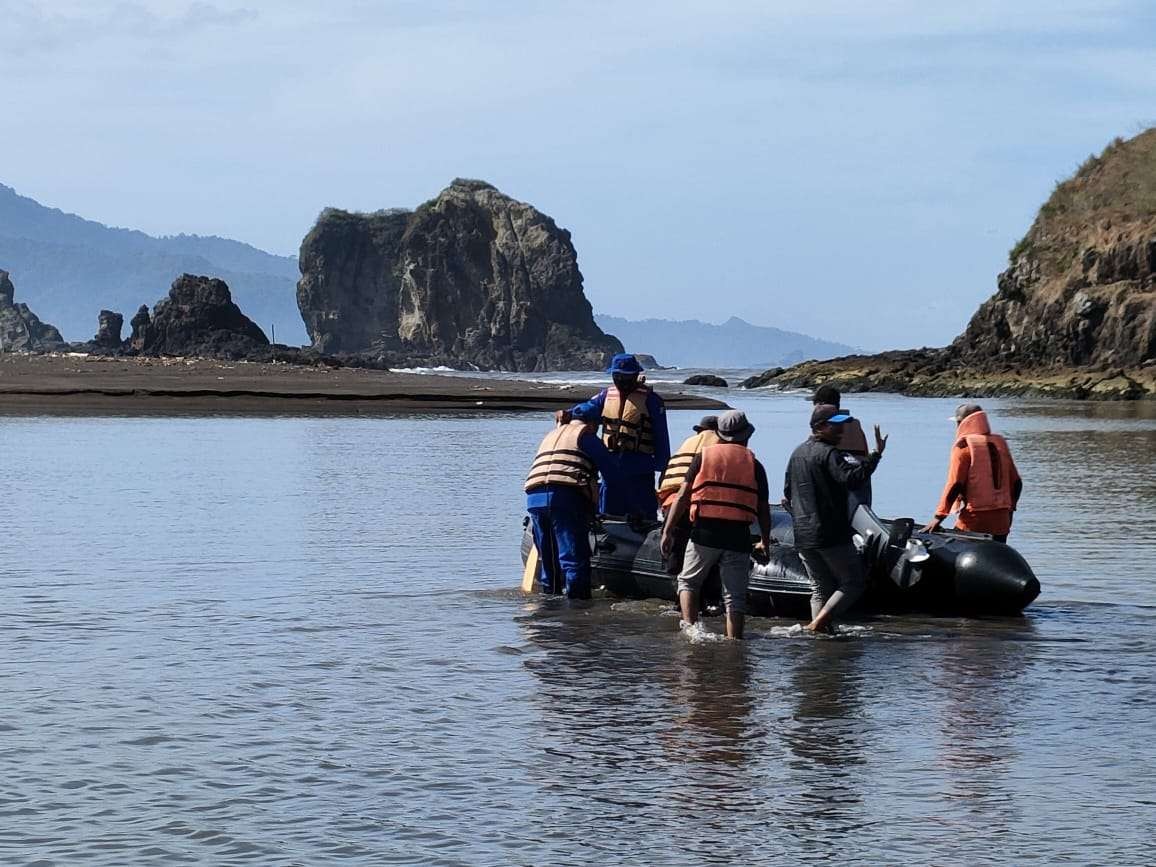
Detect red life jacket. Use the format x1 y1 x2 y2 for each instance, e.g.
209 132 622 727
690 443 759 523
956 411 1015 513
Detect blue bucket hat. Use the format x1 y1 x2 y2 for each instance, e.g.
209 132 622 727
607 353 643 375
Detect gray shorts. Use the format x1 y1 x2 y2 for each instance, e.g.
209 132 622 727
677 540 751 615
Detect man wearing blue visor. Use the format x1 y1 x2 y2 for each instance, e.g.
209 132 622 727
784 404 888 633
556 353 671 520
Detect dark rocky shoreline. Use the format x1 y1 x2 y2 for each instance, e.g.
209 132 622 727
740 349 1156 400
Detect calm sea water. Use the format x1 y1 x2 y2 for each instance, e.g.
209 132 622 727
1 387 1155 865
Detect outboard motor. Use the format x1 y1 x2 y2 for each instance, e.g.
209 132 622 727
851 506 930 590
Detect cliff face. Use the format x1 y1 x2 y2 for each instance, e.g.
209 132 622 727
297 179 623 371
954 131 1156 370
0 269 65 351
744 129 1156 399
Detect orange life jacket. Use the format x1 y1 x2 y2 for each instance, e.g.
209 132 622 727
690 443 760 523
657 429 721 497
524 422 597 501
601 386 655 455
954 411 1015 513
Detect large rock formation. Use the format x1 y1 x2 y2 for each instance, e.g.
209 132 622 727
0 269 66 351
297 179 623 371
140 274 269 359
744 129 1156 399
93 310 124 349
954 130 1156 370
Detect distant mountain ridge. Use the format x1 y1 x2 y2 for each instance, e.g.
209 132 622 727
0 184 305 343
595 314 855 368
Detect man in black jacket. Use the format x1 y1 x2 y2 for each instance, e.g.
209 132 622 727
784 405 888 633
811 384 872 516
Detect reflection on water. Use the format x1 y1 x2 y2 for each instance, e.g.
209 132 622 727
0 394 1154 864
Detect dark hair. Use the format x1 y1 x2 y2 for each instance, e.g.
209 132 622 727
812 385 841 406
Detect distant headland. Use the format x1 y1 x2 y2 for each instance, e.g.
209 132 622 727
743 128 1156 400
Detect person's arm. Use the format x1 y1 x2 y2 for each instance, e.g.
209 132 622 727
660 454 700 556
556 389 606 425
648 391 671 473
782 464 792 513
754 461 772 556
826 425 886 488
1010 452 1023 509
923 444 969 532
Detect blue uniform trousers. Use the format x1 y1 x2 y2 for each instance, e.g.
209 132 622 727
599 473 658 520
527 487 593 599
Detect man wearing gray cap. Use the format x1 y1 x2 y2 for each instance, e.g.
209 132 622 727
785 404 888 633
657 415 721 575
661 410 772 639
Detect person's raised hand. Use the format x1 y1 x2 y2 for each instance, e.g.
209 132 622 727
874 425 889 454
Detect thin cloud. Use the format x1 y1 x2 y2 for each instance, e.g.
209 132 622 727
1 0 256 54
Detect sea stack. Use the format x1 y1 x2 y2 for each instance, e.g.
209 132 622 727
140 274 269 359
93 310 124 349
296 179 623 371
0 269 66 352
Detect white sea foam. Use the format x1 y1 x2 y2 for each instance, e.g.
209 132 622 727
679 619 726 643
765 623 872 639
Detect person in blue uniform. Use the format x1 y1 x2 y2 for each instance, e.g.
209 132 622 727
524 404 621 599
556 353 671 520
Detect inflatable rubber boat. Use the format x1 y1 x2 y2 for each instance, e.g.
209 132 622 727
520 506 1041 617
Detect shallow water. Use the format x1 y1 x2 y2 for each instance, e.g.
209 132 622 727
1 391 1154 864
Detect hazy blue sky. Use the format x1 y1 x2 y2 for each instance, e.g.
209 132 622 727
3 1 1155 349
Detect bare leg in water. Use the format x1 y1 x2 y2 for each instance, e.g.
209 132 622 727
680 590 698 627
725 612 744 640
806 591 845 633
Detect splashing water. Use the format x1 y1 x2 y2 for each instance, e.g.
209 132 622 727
679 619 728 643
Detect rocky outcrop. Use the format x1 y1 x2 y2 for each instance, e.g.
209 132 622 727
93 310 124 349
129 305 152 351
634 353 673 370
683 374 728 387
0 270 66 352
739 350 1156 400
744 129 1156 399
297 179 623 371
140 274 269 359
953 131 1156 372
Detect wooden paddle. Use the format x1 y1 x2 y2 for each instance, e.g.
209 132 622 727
520 545 540 593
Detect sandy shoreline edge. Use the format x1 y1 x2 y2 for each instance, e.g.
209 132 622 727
0 355 727 416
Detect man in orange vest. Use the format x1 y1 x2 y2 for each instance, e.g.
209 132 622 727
525 404 620 599
657 415 719 575
922 404 1022 542
660 410 772 640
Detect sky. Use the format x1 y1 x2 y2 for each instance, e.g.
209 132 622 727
2 1 1155 350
